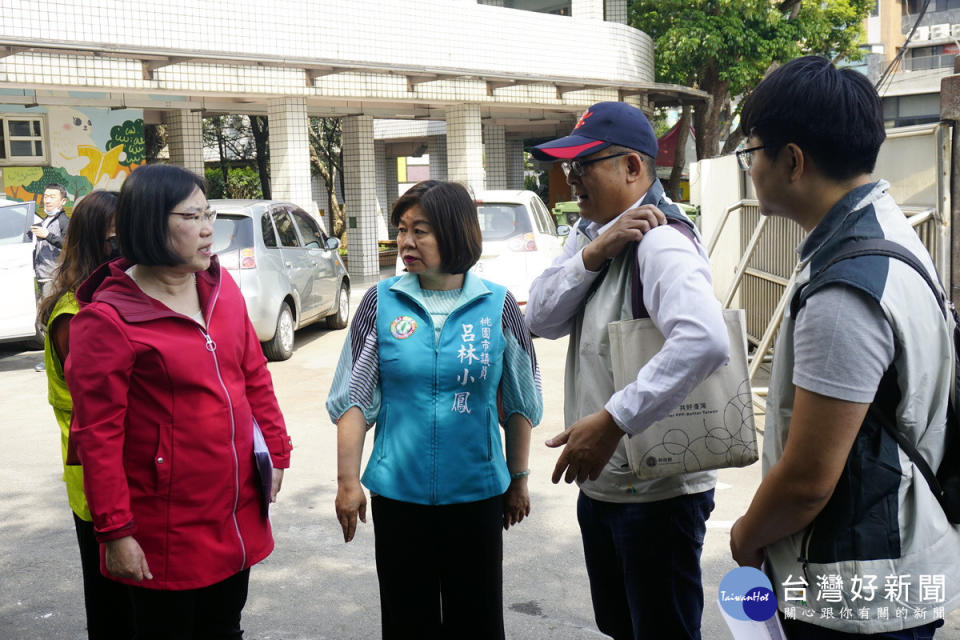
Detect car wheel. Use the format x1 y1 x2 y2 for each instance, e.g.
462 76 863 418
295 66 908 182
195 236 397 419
326 282 350 330
262 302 295 361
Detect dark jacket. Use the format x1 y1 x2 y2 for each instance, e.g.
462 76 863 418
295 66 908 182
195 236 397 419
33 208 69 280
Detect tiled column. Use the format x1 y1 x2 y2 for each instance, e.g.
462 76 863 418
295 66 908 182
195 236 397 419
572 0 604 20
446 104 484 194
428 135 448 181
342 115 379 278
165 110 204 175
375 140 388 235
384 154 399 237
267 98 312 211
505 137 525 191
605 0 628 23
483 123 507 190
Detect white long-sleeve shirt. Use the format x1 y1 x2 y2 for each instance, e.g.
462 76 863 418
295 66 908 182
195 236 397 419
526 200 729 436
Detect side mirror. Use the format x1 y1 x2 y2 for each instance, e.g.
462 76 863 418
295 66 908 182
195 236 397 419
325 237 341 250
556 225 571 237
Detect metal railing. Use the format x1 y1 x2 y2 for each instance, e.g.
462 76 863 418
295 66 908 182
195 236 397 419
707 200 945 392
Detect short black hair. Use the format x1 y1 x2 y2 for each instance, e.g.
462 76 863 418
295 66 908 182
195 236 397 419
739 56 885 181
117 164 206 266
607 144 657 183
390 180 482 274
44 183 67 199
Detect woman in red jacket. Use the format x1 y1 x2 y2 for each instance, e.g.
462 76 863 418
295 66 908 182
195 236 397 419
66 165 292 640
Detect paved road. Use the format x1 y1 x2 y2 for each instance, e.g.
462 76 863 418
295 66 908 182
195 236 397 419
2 287 959 639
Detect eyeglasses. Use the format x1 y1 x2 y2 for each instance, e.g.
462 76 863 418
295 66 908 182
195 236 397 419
171 208 217 224
561 152 632 178
735 144 769 172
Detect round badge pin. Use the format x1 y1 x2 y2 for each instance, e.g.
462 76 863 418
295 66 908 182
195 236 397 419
718 566 778 622
390 315 417 339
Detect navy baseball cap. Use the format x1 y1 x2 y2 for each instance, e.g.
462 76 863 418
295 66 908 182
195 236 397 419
531 101 658 161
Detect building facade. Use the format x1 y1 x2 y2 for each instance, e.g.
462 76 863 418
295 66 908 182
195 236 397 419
0 0 704 276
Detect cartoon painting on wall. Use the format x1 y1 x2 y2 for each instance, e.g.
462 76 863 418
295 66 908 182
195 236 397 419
2 106 146 213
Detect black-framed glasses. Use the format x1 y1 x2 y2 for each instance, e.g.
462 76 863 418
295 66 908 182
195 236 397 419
171 208 218 224
735 144 769 172
561 152 632 178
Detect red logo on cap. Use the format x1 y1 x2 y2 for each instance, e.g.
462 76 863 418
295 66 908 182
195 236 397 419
574 110 594 130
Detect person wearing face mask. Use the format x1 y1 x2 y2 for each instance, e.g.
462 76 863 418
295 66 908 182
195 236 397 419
36 190 134 639
65 165 291 639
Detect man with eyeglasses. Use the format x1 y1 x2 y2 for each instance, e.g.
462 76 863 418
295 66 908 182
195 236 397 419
730 57 958 638
526 101 729 639
30 183 71 372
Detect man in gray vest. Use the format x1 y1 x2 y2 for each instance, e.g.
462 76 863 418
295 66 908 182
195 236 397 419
730 56 958 637
527 101 729 639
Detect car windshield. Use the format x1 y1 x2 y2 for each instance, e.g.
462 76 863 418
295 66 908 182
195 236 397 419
477 203 533 241
0 202 34 246
212 214 254 254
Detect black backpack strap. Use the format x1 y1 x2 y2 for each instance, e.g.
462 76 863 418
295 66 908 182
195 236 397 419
791 238 955 516
791 238 946 320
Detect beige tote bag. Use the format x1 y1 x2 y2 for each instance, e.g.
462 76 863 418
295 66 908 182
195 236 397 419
608 308 758 480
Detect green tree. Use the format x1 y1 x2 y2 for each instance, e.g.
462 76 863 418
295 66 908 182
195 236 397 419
308 117 345 239
631 0 872 162
106 119 146 165
25 166 93 205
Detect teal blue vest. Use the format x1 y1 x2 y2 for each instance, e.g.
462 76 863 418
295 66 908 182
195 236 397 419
363 273 510 505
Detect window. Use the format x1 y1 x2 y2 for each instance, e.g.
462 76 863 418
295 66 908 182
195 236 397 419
290 209 323 249
903 0 925 14
0 115 46 164
271 209 300 247
261 213 278 247
531 197 557 235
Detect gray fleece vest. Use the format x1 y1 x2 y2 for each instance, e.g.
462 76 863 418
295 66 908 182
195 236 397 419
565 181 717 503
764 181 960 632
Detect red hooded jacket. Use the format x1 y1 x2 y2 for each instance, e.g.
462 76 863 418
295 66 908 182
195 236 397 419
66 257 292 590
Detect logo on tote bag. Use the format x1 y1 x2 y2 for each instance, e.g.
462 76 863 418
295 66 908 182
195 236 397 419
390 316 418 339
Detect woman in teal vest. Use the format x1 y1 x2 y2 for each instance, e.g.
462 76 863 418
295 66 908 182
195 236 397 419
37 190 134 639
329 180 543 639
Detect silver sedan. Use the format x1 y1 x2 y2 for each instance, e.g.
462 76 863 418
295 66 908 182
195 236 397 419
210 199 350 361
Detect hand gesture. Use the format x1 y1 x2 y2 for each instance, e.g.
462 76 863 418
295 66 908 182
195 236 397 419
546 410 624 484
335 480 367 543
581 205 666 272
503 477 530 530
31 225 50 239
730 517 765 569
105 536 152 582
270 468 284 503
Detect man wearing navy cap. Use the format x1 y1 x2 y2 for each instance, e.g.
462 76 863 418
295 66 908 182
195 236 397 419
527 101 729 639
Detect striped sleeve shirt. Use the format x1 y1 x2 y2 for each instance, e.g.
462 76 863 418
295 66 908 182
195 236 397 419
325 284 542 428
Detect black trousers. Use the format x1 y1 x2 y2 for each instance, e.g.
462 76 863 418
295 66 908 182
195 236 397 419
73 513 135 640
372 494 505 640
127 568 250 640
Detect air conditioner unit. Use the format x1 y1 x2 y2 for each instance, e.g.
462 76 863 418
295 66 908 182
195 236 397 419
930 23 950 39
951 23 960 37
916 26 930 41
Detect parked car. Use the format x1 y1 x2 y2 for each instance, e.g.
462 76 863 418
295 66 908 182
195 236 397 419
398 190 568 307
210 199 349 361
0 199 43 348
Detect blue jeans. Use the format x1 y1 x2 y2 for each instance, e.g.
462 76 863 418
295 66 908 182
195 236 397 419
577 489 715 640
782 618 943 639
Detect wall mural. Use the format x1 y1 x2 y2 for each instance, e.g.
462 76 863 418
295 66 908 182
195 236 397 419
2 106 145 212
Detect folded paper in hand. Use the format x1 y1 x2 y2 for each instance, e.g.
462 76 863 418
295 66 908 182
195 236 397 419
252 418 273 515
